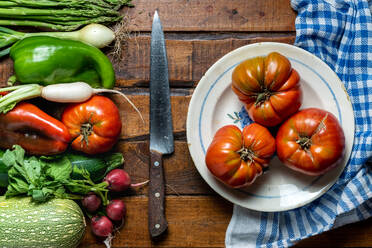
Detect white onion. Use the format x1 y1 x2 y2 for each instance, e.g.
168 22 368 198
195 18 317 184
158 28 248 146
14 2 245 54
75 24 115 48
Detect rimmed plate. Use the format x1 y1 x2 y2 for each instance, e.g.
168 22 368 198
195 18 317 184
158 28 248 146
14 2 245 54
186 42 354 212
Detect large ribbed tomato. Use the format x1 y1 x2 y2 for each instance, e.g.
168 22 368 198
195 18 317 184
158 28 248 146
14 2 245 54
62 95 122 155
276 108 345 176
205 124 275 188
232 52 302 127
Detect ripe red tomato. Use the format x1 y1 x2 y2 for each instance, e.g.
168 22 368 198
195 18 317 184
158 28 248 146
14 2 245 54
205 124 276 188
276 108 345 176
232 52 302 127
62 95 122 154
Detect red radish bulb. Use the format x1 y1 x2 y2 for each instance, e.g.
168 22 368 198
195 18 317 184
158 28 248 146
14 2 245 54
91 216 113 237
82 193 101 213
104 169 131 192
106 199 126 221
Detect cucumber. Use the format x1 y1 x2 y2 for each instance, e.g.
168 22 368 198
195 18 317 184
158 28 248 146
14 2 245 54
0 151 124 188
0 197 86 248
0 150 7 187
69 152 124 182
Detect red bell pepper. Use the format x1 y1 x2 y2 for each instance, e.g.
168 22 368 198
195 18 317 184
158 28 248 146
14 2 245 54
0 102 71 155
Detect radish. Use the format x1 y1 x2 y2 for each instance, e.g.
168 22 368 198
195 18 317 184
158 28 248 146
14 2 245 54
91 216 113 237
82 193 102 213
104 169 131 192
106 199 126 221
0 82 144 123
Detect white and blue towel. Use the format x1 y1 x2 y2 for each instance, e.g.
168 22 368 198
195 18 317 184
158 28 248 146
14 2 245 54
225 0 372 247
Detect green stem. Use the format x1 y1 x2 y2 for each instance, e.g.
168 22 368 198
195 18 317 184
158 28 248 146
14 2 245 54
0 84 42 113
254 90 272 106
48 0 114 9
0 19 80 31
0 14 91 22
64 193 84 200
0 26 25 35
0 7 104 17
0 36 18 49
8 0 110 9
0 26 25 49
39 16 121 26
0 2 17 7
0 84 29 92
0 47 10 58
0 15 120 30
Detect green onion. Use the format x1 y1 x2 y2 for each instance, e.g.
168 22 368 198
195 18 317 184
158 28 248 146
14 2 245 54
0 23 116 58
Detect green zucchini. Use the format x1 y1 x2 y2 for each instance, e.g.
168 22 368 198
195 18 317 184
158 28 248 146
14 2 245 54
0 197 86 248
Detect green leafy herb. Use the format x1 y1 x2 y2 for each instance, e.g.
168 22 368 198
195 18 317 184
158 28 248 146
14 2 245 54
3 145 109 204
227 111 242 124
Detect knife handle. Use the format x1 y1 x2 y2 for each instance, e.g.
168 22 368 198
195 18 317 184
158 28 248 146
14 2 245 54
148 149 168 238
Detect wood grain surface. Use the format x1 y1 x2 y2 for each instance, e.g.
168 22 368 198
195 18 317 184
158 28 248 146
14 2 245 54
0 0 371 247
80 196 232 248
124 0 296 32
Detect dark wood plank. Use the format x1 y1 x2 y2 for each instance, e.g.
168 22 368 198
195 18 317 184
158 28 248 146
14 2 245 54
0 36 295 87
79 195 372 248
115 35 296 87
116 141 213 195
0 58 12 84
79 196 232 248
125 0 296 32
112 93 191 140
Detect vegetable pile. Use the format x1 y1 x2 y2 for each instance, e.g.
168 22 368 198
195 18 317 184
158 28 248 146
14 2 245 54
205 52 345 188
0 2 147 247
0 0 133 57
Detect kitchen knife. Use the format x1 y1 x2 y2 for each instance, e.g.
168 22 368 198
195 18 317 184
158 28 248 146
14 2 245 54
148 10 174 239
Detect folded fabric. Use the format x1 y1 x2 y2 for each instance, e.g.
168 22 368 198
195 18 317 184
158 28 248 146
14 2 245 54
225 0 372 247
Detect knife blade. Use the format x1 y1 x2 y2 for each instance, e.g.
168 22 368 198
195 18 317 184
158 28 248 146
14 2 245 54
148 10 174 239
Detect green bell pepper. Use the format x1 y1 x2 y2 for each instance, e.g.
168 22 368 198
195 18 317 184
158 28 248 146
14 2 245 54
9 36 115 89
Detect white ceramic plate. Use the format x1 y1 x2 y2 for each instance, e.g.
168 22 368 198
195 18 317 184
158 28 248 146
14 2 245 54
186 42 354 212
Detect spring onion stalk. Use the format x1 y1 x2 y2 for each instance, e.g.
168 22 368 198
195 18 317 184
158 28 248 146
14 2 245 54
0 23 115 58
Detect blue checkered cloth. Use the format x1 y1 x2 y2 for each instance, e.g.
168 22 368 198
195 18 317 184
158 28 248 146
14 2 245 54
225 0 372 247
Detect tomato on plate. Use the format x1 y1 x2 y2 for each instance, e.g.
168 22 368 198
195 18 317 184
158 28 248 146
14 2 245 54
205 123 276 188
232 52 302 127
62 95 122 155
276 108 345 176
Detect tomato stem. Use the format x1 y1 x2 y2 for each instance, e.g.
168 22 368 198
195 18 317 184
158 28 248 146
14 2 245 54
80 114 94 146
254 90 272 106
296 137 312 150
237 147 255 162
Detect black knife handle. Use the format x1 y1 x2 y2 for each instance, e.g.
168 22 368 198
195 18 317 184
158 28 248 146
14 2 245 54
148 149 168 238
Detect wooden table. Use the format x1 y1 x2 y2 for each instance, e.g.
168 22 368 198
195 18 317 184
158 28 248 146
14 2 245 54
1 0 371 247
